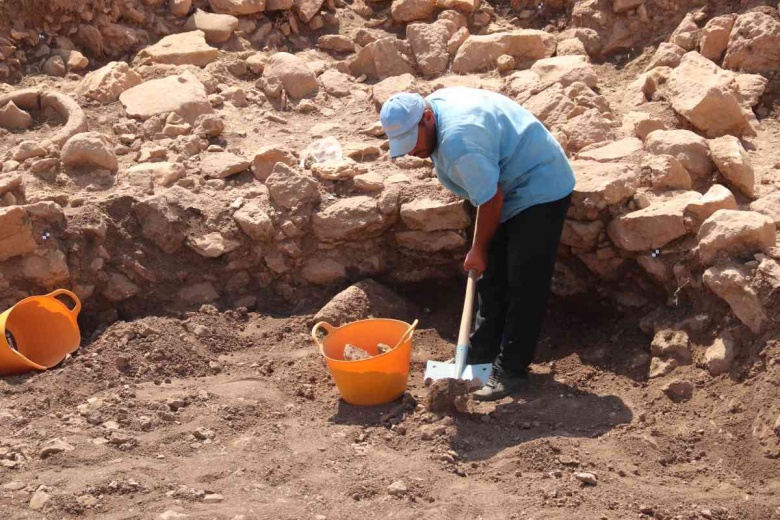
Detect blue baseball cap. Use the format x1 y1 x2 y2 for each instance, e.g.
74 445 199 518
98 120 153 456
380 93 425 158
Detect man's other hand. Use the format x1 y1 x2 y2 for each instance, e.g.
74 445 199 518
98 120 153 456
464 246 487 276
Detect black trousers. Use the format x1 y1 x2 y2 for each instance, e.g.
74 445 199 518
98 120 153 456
470 194 571 374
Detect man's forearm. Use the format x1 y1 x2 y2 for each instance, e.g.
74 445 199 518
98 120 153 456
473 189 503 251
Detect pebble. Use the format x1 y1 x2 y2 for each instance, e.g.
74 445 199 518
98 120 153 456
159 511 188 520
39 438 74 458
574 472 598 485
2 481 26 491
387 480 408 496
193 427 216 441
203 493 225 503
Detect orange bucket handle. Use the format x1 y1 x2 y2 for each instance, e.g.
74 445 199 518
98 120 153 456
47 289 82 317
311 321 337 354
393 319 419 349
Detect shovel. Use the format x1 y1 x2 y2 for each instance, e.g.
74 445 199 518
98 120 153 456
424 269 493 385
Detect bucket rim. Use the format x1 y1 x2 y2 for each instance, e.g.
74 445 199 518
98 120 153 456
313 318 417 364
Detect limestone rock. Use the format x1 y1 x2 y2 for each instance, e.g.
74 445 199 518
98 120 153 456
43 55 67 77
705 333 736 376
723 12 780 74
703 263 766 333
350 38 416 81
312 158 367 180
662 379 693 402
452 30 556 74
104 272 141 302
669 13 699 51
622 112 666 141
265 167 320 209
650 329 691 362
447 27 469 56
302 257 346 285
750 192 780 228
608 191 700 252
233 202 274 241
313 196 393 241
318 35 355 53
171 0 193 16
698 209 775 265
612 0 643 13
563 109 615 153
208 0 265 15
570 161 638 219
645 42 685 71
200 152 249 178
294 0 326 23
0 101 32 130
644 130 711 178
251 145 297 181
314 279 412 325
178 282 219 304
700 15 735 62
184 9 239 44
667 52 755 138
396 230 467 252
79 62 143 105
649 357 678 378
126 162 186 188
640 154 691 191
708 135 755 199
188 232 241 258
319 70 352 98
120 72 213 124
530 55 597 88
436 0 478 13
684 184 737 232
391 0 436 22
139 31 218 67
262 52 318 99
407 21 451 78
354 172 385 192
578 138 643 163
400 199 470 231
61 132 118 172
561 220 603 250
39 438 75 458
134 187 192 254
372 74 416 109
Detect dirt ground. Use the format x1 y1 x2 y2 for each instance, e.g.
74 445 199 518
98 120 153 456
1 278 779 520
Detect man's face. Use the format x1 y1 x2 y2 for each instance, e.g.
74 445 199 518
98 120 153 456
408 109 437 159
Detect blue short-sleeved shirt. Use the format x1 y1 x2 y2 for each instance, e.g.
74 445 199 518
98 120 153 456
427 87 575 223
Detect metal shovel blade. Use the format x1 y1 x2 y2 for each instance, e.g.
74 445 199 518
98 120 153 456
424 360 493 386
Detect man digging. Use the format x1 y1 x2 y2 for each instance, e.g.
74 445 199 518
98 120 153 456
381 87 575 401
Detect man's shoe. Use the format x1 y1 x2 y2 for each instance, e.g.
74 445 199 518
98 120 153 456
472 368 528 401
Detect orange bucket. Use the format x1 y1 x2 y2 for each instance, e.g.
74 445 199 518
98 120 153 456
312 318 418 406
0 289 82 376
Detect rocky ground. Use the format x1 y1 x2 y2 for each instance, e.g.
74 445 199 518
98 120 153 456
0 0 779 518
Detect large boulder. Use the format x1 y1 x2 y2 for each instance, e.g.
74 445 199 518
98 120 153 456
184 9 239 44
570 161 638 220
452 30 556 74
407 21 451 78
138 31 218 67
520 83 576 129
372 74 417 109
639 154 691 191
644 42 686 71
399 199 470 231
313 196 393 241
120 72 213 124
703 263 766 333
208 0 265 15
700 15 736 62
644 130 712 178
313 279 413 326
578 138 643 163
607 191 701 252
697 209 775 265
251 145 297 181
295 0 327 23
133 187 193 254
669 13 699 51
531 55 597 88
723 12 780 73
0 101 32 130
61 132 118 171
262 52 319 99
78 62 143 104
708 135 755 199
622 112 667 141
0 206 37 261
667 52 755 138
200 152 250 178
563 108 615 153
391 0 436 22
350 38 417 81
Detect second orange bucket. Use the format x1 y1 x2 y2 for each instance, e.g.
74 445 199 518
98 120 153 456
0 289 82 376
312 318 418 406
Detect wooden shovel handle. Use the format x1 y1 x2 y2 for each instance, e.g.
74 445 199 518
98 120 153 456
456 269 478 346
